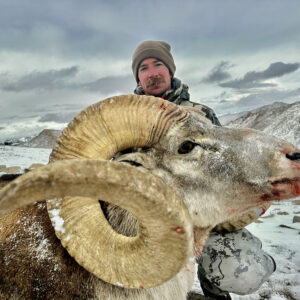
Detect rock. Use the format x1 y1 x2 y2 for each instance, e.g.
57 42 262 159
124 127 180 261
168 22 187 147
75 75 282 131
292 216 300 223
277 211 289 215
279 224 297 230
3 166 20 174
294 211 300 214
293 200 300 205
0 165 6 171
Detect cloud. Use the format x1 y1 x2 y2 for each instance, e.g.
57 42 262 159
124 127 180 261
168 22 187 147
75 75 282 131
1 0 299 62
80 75 135 94
39 112 77 123
0 66 135 95
1 1 300 123
2 66 79 92
0 117 66 143
216 87 300 112
202 61 233 83
220 62 299 89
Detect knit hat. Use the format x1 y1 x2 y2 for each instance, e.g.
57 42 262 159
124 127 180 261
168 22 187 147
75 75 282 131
132 40 176 83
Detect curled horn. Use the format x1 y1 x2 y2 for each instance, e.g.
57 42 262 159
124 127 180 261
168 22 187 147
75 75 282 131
50 94 189 161
0 159 193 289
0 95 192 288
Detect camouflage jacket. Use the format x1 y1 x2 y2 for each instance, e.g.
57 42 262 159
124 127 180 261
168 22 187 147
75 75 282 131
134 77 221 126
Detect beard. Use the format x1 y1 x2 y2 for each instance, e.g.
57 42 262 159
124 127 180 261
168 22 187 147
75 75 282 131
146 77 165 88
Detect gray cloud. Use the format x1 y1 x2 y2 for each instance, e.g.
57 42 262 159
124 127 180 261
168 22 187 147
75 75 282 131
0 67 135 95
39 112 77 123
220 62 299 89
217 87 300 112
2 66 78 92
202 61 233 83
1 1 300 60
80 75 135 94
1 0 300 127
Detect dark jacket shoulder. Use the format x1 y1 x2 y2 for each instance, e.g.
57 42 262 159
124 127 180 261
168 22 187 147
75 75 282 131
180 100 221 126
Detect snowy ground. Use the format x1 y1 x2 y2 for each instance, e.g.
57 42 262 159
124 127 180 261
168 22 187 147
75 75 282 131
192 200 300 300
0 145 51 174
1 146 300 299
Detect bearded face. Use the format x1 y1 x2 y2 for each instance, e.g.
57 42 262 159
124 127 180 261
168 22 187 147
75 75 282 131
138 58 172 96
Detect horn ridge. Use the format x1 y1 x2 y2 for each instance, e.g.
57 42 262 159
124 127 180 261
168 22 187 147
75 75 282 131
50 94 189 162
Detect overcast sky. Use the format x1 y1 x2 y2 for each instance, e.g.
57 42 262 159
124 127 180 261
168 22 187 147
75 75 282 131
1 0 300 141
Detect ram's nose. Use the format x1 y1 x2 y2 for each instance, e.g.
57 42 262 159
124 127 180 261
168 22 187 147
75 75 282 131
286 152 300 162
285 150 300 171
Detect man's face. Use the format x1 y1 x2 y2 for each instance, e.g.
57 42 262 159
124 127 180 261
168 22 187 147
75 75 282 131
138 58 172 96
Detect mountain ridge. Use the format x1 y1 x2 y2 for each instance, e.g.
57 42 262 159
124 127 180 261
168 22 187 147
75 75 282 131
224 101 300 148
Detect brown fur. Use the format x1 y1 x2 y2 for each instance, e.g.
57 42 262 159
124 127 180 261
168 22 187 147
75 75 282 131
0 176 19 190
0 202 100 299
0 201 168 299
0 181 8 190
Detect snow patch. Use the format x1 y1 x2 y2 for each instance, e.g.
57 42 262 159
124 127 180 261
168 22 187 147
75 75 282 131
49 208 65 234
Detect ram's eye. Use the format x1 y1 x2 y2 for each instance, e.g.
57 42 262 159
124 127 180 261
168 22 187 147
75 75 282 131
178 141 196 154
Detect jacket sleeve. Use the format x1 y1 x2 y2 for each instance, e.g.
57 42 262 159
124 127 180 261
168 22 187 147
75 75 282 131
180 100 221 126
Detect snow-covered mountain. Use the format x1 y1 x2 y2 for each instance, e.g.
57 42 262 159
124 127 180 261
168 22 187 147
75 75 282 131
222 101 300 148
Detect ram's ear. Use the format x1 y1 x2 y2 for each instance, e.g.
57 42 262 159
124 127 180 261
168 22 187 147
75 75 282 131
115 151 157 171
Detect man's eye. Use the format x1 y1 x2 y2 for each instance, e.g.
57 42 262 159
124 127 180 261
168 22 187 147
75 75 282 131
178 141 196 154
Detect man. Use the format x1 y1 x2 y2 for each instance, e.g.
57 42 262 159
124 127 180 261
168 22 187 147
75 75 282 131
132 41 221 126
131 40 276 299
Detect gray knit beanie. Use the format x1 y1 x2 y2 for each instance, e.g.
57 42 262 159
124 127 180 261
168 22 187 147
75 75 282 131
132 40 176 83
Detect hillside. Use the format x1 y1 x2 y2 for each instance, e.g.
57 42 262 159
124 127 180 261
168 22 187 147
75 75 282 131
23 129 62 149
224 101 300 148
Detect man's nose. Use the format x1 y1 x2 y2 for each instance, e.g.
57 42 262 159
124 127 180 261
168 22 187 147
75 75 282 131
147 66 159 77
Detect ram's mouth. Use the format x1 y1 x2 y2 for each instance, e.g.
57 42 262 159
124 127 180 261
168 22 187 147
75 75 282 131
260 177 300 201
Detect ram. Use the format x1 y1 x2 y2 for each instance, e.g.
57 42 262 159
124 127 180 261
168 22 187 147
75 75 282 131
0 95 299 299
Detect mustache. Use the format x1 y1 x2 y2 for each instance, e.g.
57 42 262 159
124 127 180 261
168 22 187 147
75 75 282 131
146 77 165 88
